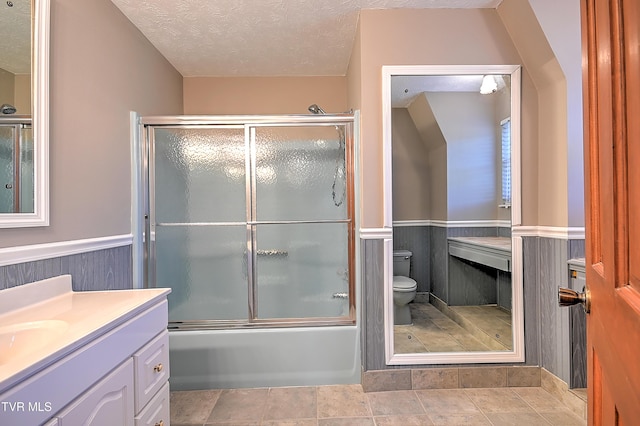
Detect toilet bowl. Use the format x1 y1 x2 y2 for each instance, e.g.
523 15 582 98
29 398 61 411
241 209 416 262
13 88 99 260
393 250 418 325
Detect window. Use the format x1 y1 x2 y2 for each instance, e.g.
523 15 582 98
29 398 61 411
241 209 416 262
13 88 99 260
501 118 511 205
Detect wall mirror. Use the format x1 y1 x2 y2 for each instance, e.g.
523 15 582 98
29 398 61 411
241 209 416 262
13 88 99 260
0 0 49 227
382 65 524 364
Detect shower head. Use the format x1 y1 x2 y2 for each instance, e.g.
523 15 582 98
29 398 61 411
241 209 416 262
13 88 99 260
1 104 16 114
308 104 326 114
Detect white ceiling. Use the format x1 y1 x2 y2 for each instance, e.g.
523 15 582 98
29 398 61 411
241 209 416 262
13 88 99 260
0 0 503 78
0 0 31 74
109 0 503 77
390 74 508 107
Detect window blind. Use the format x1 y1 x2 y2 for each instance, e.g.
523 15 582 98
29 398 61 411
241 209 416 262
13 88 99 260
501 118 511 204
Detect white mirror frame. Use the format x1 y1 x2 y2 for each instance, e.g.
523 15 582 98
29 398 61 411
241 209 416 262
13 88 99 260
382 65 524 365
0 0 49 228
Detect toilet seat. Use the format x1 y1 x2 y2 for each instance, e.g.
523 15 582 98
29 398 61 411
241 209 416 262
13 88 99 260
393 276 417 292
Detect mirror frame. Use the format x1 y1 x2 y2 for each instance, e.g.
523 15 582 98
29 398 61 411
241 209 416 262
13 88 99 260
382 65 524 365
0 0 49 227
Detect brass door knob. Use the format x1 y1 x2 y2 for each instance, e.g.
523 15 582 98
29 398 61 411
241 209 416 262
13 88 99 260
558 286 591 313
153 363 163 373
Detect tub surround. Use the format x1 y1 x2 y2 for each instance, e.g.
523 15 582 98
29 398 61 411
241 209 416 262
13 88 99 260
0 275 170 425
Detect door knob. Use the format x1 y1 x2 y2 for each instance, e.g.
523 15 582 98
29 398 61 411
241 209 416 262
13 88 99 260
558 286 591 314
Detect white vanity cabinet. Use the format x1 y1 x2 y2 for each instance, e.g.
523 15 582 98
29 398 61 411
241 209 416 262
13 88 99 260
0 276 171 426
49 331 170 426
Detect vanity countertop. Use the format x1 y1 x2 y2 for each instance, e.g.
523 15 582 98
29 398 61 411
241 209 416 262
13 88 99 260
0 275 170 392
447 236 512 252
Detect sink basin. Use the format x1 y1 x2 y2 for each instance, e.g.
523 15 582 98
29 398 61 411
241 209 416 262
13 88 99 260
0 320 69 365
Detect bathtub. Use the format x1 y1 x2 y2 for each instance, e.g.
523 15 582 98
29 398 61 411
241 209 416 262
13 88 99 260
168 325 360 390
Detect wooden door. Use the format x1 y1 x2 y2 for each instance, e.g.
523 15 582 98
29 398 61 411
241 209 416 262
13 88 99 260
582 0 640 424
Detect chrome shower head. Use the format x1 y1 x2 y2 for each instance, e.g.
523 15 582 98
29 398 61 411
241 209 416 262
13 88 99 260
1 104 16 114
308 104 326 114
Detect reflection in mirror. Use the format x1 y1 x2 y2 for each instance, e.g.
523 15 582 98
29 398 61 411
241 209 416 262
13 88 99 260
382 65 523 365
0 0 49 226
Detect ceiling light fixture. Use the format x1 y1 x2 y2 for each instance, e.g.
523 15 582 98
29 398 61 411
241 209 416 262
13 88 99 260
480 75 498 94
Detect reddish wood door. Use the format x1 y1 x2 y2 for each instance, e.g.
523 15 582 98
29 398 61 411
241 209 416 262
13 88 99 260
582 0 640 424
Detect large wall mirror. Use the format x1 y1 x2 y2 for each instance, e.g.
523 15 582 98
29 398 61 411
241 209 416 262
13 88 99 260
0 0 49 227
382 65 524 364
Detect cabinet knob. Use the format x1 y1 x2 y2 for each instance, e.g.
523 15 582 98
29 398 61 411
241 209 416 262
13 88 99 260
154 421 164 426
153 363 163 373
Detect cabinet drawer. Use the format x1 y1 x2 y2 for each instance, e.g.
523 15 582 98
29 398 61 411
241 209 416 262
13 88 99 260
135 382 169 426
134 330 169 412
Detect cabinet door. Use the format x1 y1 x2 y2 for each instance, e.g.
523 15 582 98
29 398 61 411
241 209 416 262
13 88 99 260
55 359 134 426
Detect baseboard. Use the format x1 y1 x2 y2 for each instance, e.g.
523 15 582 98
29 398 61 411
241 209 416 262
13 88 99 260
540 368 587 420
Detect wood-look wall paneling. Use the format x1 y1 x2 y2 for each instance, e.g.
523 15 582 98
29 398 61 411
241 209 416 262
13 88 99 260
361 239 387 371
568 256 586 389
568 239 586 389
392 226 430 293
568 238 585 260
430 227 449 302
0 246 133 291
448 256 498 306
538 237 570 384
497 270 512 311
446 227 499 307
498 227 512 238
522 236 541 367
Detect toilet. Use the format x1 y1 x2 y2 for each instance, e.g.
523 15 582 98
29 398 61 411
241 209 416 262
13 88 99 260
393 250 418 325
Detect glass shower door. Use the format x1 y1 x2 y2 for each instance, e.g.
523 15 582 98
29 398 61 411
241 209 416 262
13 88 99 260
151 127 249 322
252 125 351 319
0 126 15 213
0 124 34 213
146 118 354 328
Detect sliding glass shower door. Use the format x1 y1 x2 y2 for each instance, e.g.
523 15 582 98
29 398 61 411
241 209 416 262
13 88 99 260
0 123 33 213
146 118 354 328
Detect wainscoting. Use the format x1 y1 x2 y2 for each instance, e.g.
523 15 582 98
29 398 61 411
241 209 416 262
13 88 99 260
393 224 511 308
0 236 133 291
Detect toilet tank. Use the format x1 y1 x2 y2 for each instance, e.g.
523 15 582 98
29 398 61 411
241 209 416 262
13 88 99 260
393 250 412 277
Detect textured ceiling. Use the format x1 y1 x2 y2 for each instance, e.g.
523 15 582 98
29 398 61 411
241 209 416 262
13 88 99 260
0 0 31 74
0 0 503 78
109 0 503 77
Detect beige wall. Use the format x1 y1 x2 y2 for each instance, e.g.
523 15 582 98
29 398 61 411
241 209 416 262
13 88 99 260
353 8 528 228
407 94 448 221
498 0 584 228
427 91 502 221
0 70 30 114
184 76 347 115
0 0 183 249
0 68 14 106
391 108 431 221
14 74 31 114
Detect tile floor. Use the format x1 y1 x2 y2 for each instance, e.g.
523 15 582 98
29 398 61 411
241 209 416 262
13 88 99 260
394 302 512 354
170 384 586 425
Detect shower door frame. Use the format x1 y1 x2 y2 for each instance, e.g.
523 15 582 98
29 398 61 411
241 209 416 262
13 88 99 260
139 114 356 330
0 117 32 213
